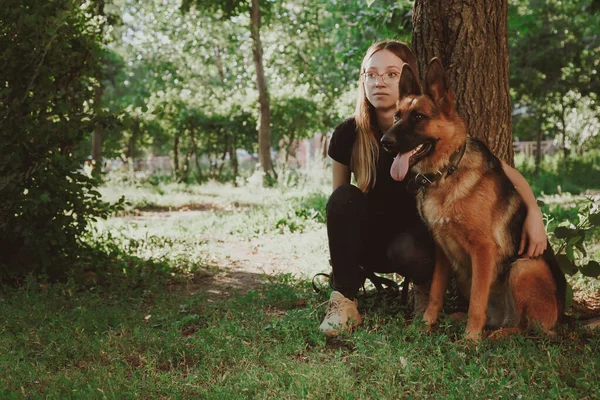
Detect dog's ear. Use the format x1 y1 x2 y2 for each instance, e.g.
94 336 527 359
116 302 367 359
425 58 455 115
399 64 422 99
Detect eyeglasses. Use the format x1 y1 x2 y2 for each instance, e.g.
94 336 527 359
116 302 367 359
361 71 401 86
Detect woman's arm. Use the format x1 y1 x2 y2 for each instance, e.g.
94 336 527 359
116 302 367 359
332 160 351 192
501 160 547 257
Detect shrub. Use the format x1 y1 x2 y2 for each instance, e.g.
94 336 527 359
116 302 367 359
515 151 600 195
0 0 115 282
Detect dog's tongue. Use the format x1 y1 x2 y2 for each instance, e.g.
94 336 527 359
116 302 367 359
390 151 414 181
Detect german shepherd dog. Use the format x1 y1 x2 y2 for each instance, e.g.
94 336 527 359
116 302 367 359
381 59 566 341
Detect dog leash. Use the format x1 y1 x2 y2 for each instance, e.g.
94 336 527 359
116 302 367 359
312 269 410 308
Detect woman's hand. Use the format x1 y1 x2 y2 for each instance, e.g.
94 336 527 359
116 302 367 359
519 207 547 258
500 160 547 257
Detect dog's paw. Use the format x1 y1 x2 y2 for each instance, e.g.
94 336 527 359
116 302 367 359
422 309 439 331
463 330 482 342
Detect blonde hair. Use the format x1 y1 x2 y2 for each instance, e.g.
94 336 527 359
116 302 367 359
352 40 420 192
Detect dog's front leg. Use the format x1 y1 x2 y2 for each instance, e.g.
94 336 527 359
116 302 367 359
423 246 450 330
465 247 496 341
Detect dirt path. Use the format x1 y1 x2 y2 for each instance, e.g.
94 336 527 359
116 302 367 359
190 230 328 300
128 208 600 318
122 207 330 300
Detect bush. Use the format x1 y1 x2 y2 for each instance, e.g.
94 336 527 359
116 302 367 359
0 0 114 282
515 151 600 196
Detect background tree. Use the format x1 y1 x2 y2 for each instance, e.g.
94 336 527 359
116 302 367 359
412 0 514 163
182 0 277 182
509 0 600 165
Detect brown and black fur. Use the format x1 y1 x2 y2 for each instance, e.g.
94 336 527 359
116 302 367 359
381 59 566 341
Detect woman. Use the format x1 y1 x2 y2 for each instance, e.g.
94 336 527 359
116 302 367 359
320 40 547 337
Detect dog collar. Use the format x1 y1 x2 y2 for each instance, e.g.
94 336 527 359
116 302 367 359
407 141 468 194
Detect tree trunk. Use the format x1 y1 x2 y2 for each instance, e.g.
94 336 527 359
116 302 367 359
217 138 229 176
321 133 329 164
182 145 192 183
412 0 514 164
127 124 136 181
535 124 542 177
250 0 276 181
559 100 569 159
173 132 180 178
230 133 238 182
91 0 105 176
91 118 103 174
189 123 203 182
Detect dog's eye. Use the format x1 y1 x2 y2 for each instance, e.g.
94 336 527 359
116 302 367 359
393 113 401 122
414 113 427 121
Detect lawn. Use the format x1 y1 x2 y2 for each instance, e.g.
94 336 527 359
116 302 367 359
1 177 599 399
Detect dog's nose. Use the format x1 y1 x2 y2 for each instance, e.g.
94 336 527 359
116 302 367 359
380 134 397 154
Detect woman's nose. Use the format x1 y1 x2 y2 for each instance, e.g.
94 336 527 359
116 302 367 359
374 77 386 87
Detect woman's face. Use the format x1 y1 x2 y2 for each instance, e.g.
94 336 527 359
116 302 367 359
363 49 405 110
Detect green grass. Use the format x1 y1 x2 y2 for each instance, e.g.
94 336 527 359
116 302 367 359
2 275 599 399
2 175 600 399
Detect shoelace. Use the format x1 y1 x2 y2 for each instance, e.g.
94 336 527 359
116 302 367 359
323 298 345 318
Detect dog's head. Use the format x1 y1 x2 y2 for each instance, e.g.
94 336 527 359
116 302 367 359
381 58 467 181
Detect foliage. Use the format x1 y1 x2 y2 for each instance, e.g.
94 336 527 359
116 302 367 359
276 192 328 233
515 151 600 195
545 197 600 280
0 0 121 281
13 0 592 187
509 0 600 151
89 0 416 183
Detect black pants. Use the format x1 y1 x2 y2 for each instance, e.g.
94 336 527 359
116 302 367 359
326 184 435 299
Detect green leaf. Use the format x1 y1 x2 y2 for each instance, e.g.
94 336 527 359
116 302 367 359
566 245 575 263
536 199 546 208
589 212 600 227
554 226 573 239
567 234 582 247
556 254 577 276
580 261 600 278
565 283 573 310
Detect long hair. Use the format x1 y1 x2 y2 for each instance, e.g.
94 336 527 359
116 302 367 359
352 40 420 192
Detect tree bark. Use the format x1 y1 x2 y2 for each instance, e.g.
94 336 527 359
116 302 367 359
230 133 238 182
250 0 276 181
412 0 514 164
559 99 569 159
91 118 103 174
173 132 180 178
127 119 137 181
91 0 105 176
182 145 192 183
189 123 203 182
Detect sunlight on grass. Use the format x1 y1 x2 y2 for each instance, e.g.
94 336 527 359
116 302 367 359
2 174 599 398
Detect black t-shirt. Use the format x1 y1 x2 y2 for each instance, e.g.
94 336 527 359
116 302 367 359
328 117 421 223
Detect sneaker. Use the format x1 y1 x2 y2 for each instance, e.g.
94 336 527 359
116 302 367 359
319 291 362 337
